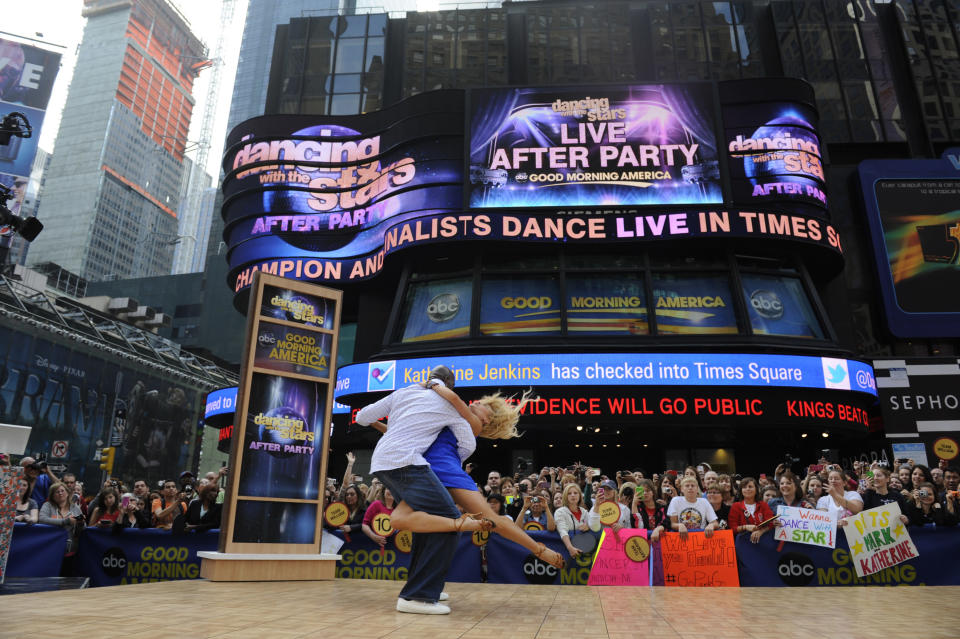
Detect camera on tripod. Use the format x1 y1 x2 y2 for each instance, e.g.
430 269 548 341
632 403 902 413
0 182 42 242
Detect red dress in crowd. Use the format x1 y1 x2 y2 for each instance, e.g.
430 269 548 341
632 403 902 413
728 500 774 532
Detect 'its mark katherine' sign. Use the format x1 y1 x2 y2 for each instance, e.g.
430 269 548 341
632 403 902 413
841 503 918 578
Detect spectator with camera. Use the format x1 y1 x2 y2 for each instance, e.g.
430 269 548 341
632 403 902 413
39 481 84 574
14 477 38 524
905 481 957 527
632 479 669 540
152 479 186 529
589 479 631 532
89 487 121 527
861 466 906 511
113 492 150 530
515 491 556 531
659 475 678 506
817 468 863 520
20 456 58 504
61 473 87 518
668 476 717 539
554 483 596 558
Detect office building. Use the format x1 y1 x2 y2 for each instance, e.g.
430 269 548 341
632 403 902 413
28 0 206 281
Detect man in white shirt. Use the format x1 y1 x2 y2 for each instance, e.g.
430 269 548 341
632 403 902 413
355 366 475 615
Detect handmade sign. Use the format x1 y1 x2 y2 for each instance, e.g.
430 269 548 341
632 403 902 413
597 501 621 526
842 502 918 578
660 530 739 587
774 506 837 548
587 529 650 586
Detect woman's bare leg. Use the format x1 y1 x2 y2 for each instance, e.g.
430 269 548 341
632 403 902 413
448 488 544 555
390 500 485 533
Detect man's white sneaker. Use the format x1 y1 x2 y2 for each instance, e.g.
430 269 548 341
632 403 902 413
439 592 450 601
396 598 451 615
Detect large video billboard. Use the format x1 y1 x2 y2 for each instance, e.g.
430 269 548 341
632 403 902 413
859 151 960 337
0 38 61 219
221 81 831 298
467 85 722 208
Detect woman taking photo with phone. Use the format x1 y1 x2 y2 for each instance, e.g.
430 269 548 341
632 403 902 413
88 487 121 527
816 468 863 520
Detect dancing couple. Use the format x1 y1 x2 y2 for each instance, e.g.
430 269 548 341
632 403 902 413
356 365 562 615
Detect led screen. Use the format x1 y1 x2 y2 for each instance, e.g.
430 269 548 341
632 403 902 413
467 85 722 208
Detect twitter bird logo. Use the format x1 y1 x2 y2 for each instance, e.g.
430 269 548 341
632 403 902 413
826 364 846 384
821 358 850 390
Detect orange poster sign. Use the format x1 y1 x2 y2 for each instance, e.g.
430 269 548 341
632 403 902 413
659 530 739 587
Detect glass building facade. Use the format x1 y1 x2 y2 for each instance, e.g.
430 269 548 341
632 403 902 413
234 0 960 472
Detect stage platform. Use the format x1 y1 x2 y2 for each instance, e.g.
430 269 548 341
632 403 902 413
0 580 957 639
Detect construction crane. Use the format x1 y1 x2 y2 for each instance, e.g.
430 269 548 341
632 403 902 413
173 0 239 275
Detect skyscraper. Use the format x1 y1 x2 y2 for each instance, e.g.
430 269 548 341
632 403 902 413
29 0 206 281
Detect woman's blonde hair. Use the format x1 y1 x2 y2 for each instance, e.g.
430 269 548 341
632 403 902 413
561 482 582 508
476 390 535 439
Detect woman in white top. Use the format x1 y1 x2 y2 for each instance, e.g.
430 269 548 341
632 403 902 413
554 483 598 558
816 468 863 521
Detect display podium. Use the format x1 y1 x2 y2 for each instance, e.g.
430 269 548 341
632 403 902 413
200 273 342 581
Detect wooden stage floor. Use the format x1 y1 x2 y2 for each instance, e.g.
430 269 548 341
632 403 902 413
1 580 958 639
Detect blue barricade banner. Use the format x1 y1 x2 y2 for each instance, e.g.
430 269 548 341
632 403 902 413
7 523 67 577
486 530 599 585
736 527 960 586
332 530 482 583
74 527 219 587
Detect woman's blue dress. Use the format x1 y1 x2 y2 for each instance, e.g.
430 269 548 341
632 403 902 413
423 427 476 490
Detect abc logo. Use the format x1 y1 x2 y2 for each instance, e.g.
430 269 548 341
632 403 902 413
258 332 277 346
101 547 128 577
749 290 783 320
522 554 558 585
777 553 815 587
426 293 460 323
501 296 552 310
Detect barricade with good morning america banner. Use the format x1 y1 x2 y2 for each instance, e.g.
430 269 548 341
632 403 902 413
9 523 960 587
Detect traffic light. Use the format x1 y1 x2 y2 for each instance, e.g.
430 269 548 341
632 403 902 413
99 446 115 474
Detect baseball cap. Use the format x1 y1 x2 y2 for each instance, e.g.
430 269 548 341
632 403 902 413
179 471 195 479
600 479 617 491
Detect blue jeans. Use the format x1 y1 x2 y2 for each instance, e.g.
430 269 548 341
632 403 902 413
375 465 459 602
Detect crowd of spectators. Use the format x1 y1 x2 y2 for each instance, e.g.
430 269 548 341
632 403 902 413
4 455 228 574
323 452 959 557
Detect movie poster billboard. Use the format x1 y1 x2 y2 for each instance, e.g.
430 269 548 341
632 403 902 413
0 323 201 485
859 151 960 337
467 84 722 208
0 38 61 221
